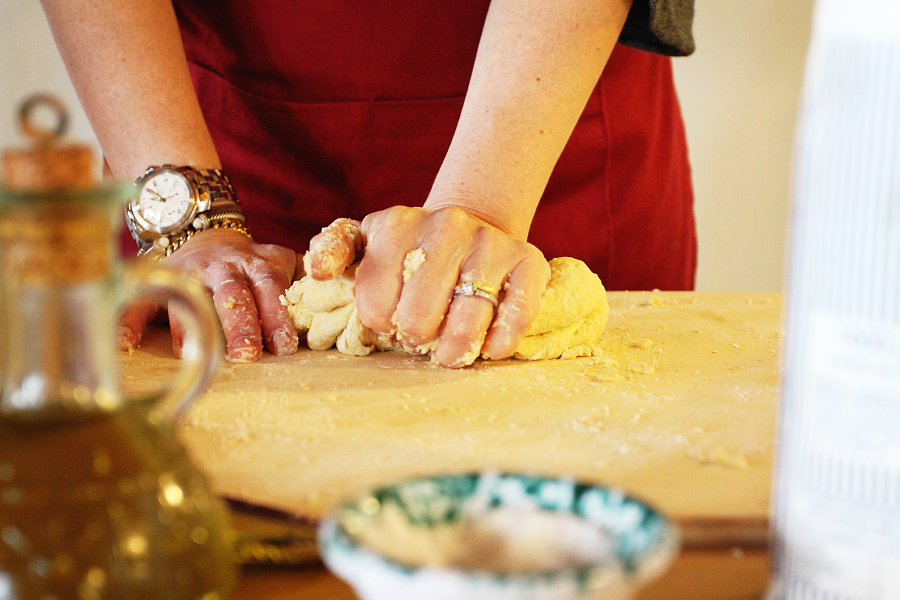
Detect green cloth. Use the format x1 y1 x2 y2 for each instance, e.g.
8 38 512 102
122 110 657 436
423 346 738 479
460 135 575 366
620 0 695 57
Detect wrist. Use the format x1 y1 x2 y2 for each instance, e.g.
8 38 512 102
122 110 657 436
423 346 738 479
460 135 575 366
424 184 536 241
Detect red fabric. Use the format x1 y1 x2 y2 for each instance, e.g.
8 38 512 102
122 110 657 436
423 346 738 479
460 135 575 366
173 0 696 290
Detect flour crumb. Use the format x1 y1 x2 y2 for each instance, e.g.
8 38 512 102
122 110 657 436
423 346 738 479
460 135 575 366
646 295 667 308
690 447 750 470
560 344 601 360
402 248 426 282
570 415 604 433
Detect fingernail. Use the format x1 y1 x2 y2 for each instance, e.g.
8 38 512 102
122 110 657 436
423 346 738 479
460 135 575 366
480 348 508 362
435 334 484 368
448 347 480 368
227 347 259 363
270 328 298 356
227 339 261 363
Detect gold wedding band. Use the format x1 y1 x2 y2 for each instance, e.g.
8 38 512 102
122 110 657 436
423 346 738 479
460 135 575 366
453 281 499 307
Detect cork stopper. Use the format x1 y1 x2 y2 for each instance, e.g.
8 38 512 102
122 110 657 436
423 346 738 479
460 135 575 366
0 94 111 282
1 94 96 190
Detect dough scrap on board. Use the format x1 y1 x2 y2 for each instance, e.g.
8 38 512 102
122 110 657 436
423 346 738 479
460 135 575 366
280 255 609 363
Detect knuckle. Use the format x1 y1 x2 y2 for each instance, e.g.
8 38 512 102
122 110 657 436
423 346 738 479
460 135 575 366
361 214 395 252
430 206 472 235
201 260 243 285
257 243 296 264
365 205 415 231
245 258 295 288
527 248 552 280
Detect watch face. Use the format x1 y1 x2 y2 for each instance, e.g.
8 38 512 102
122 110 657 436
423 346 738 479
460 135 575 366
137 170 194 229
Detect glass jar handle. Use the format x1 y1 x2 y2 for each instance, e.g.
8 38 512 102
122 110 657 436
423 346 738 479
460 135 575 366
120 263 223 422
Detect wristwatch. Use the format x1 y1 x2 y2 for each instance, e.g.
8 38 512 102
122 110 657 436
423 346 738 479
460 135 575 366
126 164 249 258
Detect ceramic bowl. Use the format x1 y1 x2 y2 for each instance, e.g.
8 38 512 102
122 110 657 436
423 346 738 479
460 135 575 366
318 472 679 600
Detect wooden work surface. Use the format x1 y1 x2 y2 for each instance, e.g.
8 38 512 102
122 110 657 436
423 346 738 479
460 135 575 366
122 291 783 551
231 548 772 600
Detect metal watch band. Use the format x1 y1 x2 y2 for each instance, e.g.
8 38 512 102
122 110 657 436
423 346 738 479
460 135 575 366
176 166 239 211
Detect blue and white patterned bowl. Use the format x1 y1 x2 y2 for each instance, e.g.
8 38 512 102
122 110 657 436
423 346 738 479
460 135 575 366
318 472 679 600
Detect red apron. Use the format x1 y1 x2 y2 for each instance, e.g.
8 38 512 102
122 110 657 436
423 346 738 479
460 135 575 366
173 0 696 291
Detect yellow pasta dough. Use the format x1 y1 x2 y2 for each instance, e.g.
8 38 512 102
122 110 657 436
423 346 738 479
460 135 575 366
280 256 609 363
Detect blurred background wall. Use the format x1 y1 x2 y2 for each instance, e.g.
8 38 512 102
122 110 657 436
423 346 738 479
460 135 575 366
1 1 815 290
673 0 815 290
0 2 100 176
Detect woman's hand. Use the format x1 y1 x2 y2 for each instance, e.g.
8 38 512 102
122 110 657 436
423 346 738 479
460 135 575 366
120 228 301 362
307 208 550 368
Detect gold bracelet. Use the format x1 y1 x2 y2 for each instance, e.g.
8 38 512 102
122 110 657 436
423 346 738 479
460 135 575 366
210 218 253 239
164 218 253 257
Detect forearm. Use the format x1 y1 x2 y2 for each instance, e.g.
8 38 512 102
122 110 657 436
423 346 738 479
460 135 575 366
427 0 633 240
40 0 218 180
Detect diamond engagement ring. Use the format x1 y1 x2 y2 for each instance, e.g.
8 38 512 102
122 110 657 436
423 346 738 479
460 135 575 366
452 281 499 307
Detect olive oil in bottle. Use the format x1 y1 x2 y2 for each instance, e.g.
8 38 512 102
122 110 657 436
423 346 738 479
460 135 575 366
0 95 233 600
0 407 236 600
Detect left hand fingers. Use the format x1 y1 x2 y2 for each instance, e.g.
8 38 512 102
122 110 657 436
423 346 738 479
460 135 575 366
165 229 299 361
119 298 162 352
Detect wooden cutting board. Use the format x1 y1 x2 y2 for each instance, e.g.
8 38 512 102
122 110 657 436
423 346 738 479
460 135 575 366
121 291 782 548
